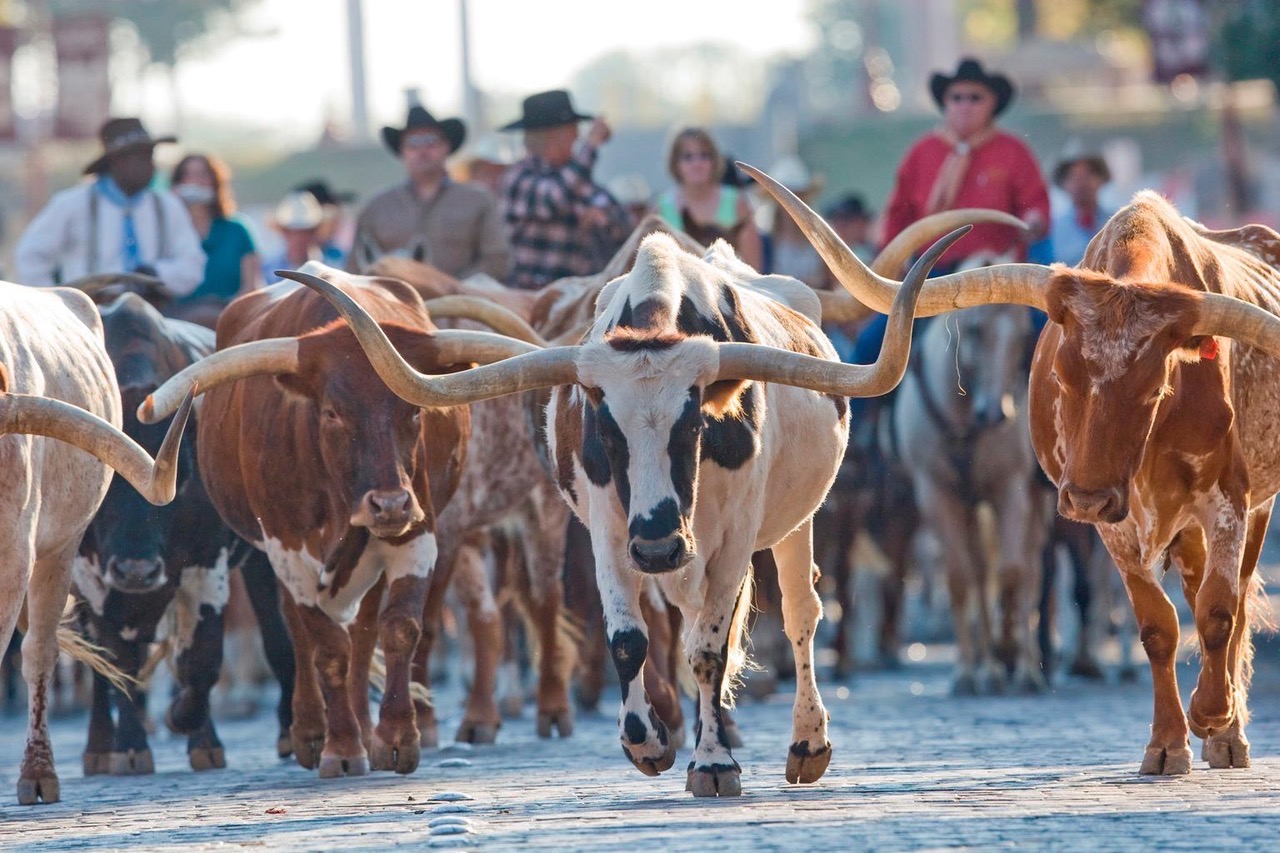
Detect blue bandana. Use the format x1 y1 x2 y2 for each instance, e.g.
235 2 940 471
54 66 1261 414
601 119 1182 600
95 175 148 271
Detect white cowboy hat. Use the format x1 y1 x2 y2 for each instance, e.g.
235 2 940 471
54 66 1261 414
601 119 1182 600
272 191 324 231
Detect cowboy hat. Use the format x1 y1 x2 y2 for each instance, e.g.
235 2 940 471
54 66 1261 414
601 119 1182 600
272 191 324 231
500 90 593 132
766 155 823 196
381 105 466 156
293 179 355 207
84 117 177 175
1053 154 1111 187
930 57 1016 116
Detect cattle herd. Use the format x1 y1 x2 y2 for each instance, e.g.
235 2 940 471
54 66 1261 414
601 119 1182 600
3 161 1280 807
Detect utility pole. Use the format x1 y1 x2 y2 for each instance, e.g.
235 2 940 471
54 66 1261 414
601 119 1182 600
459 0 482 132
347 0 370 141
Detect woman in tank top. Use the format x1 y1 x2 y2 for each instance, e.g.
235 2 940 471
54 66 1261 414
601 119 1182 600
653 127 763 271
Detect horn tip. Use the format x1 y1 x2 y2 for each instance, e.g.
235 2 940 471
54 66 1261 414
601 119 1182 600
139 396 156 424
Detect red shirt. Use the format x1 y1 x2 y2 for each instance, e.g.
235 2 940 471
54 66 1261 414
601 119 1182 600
881 130 1050 266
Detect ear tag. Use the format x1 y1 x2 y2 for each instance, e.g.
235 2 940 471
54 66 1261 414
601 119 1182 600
1199 337 1219 361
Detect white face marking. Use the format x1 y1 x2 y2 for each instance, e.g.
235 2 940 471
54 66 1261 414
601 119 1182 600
119 627 138 641
72 554 107 617
1065 289 1165 384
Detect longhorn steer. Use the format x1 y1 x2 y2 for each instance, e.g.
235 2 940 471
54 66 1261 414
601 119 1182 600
289 224 959 796
751 164 1280 777
137 271 539 778
0 282 192 804
74 293 295 777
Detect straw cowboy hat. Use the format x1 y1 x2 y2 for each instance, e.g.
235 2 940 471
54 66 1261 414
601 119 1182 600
272 191 324 231
930 57 1016 116
382 105 466 156
767 155 823 196
84 117 177 175
500 90 593 132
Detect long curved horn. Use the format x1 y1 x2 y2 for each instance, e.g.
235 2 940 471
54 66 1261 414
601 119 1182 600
715 226 967 397
0 388 195 504
431 329 542 362
872 209 1028 277
424 295 551 347
63 272 167 293
283 270 581 407
738 161 1055 315
140 339 299 423
1194 292 1280 358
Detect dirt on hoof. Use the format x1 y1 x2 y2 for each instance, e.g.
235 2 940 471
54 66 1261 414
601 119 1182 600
1203 731 1250 769
786 740 832 784
82 752 111 776
189 747 226 772
455 720 500 744
1139 744 1192 775
536 709 574 739
318 753 369 778
16 774 59 805
109 749 155 776
371 733 420 774
688 764 742 797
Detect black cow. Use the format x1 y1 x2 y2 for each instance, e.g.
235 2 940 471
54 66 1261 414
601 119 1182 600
74 294 295 775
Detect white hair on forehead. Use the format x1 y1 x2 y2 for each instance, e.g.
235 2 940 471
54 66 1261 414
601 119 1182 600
1066 288 1171 383
597 233 730 330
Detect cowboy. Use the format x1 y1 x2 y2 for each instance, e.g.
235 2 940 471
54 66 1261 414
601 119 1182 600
1047 152 1113 266
499 89 631 290
262 190 326 284
294 179 355 268
347 104 511 280
15 117 206 293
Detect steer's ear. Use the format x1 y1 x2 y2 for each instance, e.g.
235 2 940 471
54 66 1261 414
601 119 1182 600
1044 270 1082 326
703 378 751 419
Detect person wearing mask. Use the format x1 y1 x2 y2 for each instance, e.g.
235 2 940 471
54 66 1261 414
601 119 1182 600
16 117 205 294
348 105 510 279
499 89 631 290
653 127 762 269
170 153 260 311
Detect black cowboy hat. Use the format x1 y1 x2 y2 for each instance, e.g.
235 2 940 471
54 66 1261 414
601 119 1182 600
499 90 593 132
381 105 466 156
293 179 356 207
930 57 1016 116
84 117 177 175
1053 154 1111 187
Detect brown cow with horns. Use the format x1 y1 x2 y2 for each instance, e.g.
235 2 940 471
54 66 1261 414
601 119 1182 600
746 161 1280 778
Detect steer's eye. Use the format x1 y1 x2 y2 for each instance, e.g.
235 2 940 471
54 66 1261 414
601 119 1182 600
410 410 422 427
322 407 340 423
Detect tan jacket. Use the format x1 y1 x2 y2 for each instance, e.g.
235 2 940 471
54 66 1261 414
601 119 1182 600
347 178 512 280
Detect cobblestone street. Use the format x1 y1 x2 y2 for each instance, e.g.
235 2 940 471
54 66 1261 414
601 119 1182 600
3 634 1280 851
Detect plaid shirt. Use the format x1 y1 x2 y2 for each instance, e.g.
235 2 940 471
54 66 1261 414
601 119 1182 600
501 141 631 290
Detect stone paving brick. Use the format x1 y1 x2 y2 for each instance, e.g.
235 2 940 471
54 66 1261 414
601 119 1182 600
1 646 1279 849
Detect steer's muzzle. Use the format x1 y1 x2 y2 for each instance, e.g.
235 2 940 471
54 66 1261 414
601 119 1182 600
106 555 168 593
628 534 692 574
351 488 422 537
1059 483 1128 525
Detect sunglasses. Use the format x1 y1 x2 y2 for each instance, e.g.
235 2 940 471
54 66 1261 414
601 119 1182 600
947 92 989 104
403 134 447 149
679 151 714 162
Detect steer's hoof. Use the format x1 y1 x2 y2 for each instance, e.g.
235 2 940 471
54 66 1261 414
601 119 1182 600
499 693 525 720
951 672 979 697
292 733 324 771
1011 668 1047 695
276 732 293 760
687 763 742 797
455 719 500 745
786 740 832 784
722 714 744 749
318 753 369 779
83 751 111 776
536 708 574 739
109 749 154 776
1203 730 1250 769
189 746 226 771
371 733 420 774
1068 655 1104 681
1140 744 1192 775
419 724 439 750
16 774 59 805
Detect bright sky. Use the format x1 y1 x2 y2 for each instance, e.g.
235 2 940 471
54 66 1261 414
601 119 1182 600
136 0 814 142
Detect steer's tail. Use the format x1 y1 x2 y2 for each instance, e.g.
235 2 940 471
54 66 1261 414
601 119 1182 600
720 567 756 709
1237 566 1273 729
16 603 137 696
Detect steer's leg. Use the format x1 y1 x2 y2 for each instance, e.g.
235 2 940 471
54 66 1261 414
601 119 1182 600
774 519 833 785
1105 527 1191 776
168 565 229 771
1187 486 1248 744
452 539 504 744
682 553 753 798
523 495 575 740
995 478 1046 693
83 669 115 775
347 573 383 753
371 574 429 773
18 548 74 804
241 550 295 758
917 482 988 694
280 589 326 770
293 604 367 778
1203 498 1269 769
639 585 684 748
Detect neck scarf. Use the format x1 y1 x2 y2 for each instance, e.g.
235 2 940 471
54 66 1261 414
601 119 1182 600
924 126 996 216
96 175 148 271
